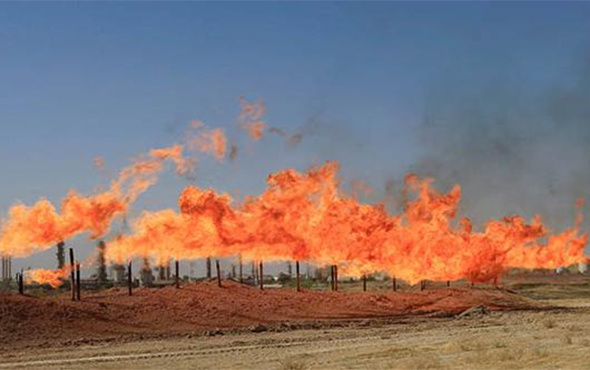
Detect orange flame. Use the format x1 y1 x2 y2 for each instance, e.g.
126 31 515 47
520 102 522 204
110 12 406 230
186 123 227 161
238 97 266 141
106 161 588 285
26 267 69 288
0 144 191 258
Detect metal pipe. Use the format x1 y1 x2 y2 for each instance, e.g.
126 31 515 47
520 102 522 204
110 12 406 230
75 262 81 301
259 261 264 291
362 275 367 292
127 261 132 296
175 260 180 289
69 248 75 301
393 276 397 292
206 257 212 279
17 272 23 295
330 265 334 291
216 259 222 287
239 255 243 284
296 261 301 292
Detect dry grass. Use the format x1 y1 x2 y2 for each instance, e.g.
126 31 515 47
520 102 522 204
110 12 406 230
279 356 309 370
403 354 442 370
561 334 573 345
542 318 556 329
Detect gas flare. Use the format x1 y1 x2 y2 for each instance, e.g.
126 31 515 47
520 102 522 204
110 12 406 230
0 144 192 258
104 161 589 284
25 267 69 288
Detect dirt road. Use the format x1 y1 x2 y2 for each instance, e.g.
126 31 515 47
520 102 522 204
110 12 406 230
2 306 589 369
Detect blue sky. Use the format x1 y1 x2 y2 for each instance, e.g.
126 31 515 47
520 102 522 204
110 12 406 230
2 2 590 273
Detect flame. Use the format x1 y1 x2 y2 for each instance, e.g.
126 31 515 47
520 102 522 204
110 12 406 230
26 267 69 288
238 97 266 141
187 123 227 161
105 161 588 285
2 99 588 286
0 144 192 258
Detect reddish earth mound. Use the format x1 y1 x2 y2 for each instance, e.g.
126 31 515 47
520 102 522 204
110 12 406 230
0 281 541 348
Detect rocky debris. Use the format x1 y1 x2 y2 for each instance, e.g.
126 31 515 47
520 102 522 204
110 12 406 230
250 324 268 333
457 305 491 318
204 329 224 337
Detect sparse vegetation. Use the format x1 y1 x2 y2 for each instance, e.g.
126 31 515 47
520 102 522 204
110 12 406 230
542 318 556 329
279 357 308 370
561 334 573 345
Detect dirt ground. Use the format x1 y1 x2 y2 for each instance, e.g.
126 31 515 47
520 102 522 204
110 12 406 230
1 273 590 369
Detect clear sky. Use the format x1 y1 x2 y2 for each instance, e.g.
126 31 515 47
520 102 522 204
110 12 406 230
2 2 590 274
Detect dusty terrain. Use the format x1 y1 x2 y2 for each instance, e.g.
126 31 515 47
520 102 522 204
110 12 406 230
1 273 589 369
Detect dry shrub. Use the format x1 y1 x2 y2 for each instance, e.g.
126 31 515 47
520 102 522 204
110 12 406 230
543 319 556 329
406 354 442 370
279 357 308 370
566 324 583 332
441 340 469 353
493 340 507 349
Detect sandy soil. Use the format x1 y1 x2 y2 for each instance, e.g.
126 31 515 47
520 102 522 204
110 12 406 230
1 273 589 369
1 307 589 369
0 281 540 349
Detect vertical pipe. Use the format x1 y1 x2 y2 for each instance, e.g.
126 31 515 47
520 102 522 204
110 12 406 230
206 257 212 279
420 280 426 291
69 248 75 301
334 266 338 291
330 266 334 291
239 255 243 283
127 261 133 296
17 272 23 294
296 261 301 292
76 262 81 301
259 261 264 291
362 275 367 292
216 259 222 287
175 260 180 289
393 276 397 292
447 280 450 287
